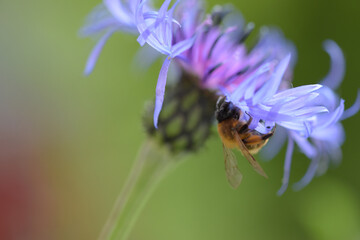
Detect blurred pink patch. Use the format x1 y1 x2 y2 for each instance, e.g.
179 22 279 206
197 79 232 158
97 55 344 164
0 79 55 240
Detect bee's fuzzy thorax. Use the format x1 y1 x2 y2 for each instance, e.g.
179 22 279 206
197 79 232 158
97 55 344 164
215 100 240 123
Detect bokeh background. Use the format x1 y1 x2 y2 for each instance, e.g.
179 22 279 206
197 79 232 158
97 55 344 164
1 0 360 239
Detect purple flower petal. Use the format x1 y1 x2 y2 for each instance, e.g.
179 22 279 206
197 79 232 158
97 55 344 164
136 0 183 56
312 123 345 143
270 93 319 113
291 132 317 158
291 106 328 117
320 40 345 90
81 4 122 36
103 0 134 24
153 57 172 128
171 35 196 57
261 126 287 161
252 54 291 105
81 18 120 36
84 29 116 75
143 11 181 27
292 156 319 191
247 107 296 122
314 86 339 111
158 0 172 19
230 63 272 102
278 121 312 133
277 136 294 196
135 0 152 44
341 89 360 120
320 99 344 129
269 85 322 103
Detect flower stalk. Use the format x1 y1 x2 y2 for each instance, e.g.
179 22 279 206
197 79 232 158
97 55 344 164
98 139 180 240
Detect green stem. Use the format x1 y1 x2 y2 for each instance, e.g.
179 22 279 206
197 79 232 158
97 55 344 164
98 139 180 240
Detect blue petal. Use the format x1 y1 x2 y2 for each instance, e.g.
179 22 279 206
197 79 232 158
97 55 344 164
291 132 317 158
247 107 296 122
341 89 360 120
80 4 128 36
81 13 120 36
314 86 339 111
269 85 322 104
292 156 319 191
137 22 159 46
135 0 177 55
230 63 272 102
278 121 312 133
261 126 287 161
158 0 172 19
321 99 344 129
135 0 151 45
103 0 134 24
153 57 172 128
137 25 171 54
320 40 345 90
312 123 345 143
171 35 196 57
252 54 291 105
163 0 179 46
143 11 181 27
84 29 116 75
291 106 328 117
271 93 319 113
277 136 294 196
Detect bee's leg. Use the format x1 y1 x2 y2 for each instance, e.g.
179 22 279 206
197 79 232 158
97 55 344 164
261 131 274 141
243 135 263 145
244 131 274 145
234 113 253 134
269 125 276 134
245 113 253 126
258 125 276 141
234 122 248 134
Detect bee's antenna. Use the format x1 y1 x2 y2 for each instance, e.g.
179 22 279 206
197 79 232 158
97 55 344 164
244 111 251 118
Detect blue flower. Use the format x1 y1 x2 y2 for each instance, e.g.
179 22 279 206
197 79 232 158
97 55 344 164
82 1 359 194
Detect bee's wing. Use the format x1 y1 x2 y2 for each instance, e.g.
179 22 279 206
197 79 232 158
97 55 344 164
233 130 268 178
222 143 243 188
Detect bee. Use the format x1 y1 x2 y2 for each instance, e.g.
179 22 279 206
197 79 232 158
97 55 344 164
215 96 275 188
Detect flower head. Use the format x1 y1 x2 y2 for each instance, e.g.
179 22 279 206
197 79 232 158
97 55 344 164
82 0 359 193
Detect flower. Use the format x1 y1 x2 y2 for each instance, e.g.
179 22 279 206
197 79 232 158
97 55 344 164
270 40 360 195
82 0 359 193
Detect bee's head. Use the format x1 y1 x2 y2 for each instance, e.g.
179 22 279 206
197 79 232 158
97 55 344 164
215 96 240 123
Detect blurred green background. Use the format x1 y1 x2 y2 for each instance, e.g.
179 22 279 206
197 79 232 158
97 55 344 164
0 0 360 239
